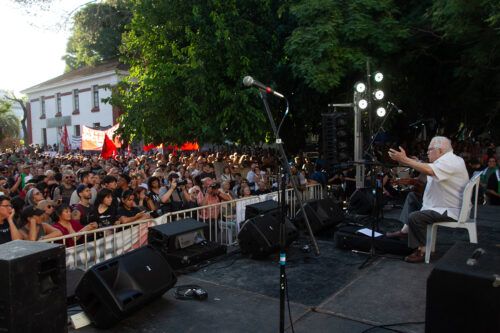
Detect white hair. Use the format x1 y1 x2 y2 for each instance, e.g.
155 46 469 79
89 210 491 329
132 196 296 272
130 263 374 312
430 136 452 153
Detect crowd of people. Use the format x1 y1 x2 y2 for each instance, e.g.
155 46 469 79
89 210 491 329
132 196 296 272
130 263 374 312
0 148 316 246
0 136 498 249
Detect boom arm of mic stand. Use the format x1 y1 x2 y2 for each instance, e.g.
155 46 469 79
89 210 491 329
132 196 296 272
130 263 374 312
259 91 320 256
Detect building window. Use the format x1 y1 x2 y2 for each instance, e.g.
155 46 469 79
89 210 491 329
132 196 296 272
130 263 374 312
56 93 62 115
42 128 47 146
40 97 46 118
92 85 99 109
73 89 79 112
93 122 100 129
74 125 81 137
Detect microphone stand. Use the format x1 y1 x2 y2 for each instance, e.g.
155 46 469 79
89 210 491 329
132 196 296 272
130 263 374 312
355 103 398 269
258 91 319 333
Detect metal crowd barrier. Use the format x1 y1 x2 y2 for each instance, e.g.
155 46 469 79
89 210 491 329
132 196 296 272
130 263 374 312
42 183 323 269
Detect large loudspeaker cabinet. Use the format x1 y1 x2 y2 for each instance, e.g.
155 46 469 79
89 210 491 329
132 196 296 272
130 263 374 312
0 240 66 333
296 198 344 233
75 246 177 328
347 188 375 215
149 219 226 269
238 212 298 258
245 200 280 221
425 242 500 333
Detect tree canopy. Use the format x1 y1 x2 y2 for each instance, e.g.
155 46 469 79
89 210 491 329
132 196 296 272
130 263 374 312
63 0 132 70
18 0 499 147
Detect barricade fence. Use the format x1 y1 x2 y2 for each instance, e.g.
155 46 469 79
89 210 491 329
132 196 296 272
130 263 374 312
42 183 323 269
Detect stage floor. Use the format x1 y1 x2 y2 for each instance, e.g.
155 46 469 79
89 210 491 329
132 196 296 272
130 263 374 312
74 205 500 333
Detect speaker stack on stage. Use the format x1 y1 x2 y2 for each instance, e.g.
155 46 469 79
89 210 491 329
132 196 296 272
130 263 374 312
295 198 344 233
245 200 281 220
238 200 298 258
425 242 500 333
75 246 177 328
148 218 227 269
0 241 67 333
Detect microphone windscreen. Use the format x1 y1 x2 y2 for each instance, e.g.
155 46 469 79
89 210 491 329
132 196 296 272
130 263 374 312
242 76 254 87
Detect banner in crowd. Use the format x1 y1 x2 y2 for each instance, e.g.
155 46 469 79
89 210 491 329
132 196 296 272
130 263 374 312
81 124 122 150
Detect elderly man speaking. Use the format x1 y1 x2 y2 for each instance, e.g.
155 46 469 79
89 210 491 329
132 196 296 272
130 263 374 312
387 136 469 263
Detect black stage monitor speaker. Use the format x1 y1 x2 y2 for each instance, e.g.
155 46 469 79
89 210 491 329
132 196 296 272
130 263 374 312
238 212 298 258
148 218 208 252
425 242 500 333
348 188 375 215
75 246 177 328
245 200 280 221
296 198 344 233
0 240 66 333
148 219 226 269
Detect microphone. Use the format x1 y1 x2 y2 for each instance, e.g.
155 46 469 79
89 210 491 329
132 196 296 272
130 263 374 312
388 101 403 114
242 76 285 99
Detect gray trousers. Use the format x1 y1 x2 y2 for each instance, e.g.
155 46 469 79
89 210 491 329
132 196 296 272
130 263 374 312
407 210 456 248
399 192 423 225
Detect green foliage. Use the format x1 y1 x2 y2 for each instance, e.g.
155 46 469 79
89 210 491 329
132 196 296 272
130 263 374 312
63 0 132 70
285 0 408 93
115 0 288 145
107 0 499 147
0 99 20 141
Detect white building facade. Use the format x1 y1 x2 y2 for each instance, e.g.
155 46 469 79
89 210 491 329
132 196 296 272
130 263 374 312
21 61 128 147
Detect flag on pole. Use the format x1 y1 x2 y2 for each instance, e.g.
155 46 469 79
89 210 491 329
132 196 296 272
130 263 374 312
61 125 70 152
101 134 117 159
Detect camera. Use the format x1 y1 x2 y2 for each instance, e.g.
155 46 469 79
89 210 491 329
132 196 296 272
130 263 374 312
176 179 187 186
210 183 220 189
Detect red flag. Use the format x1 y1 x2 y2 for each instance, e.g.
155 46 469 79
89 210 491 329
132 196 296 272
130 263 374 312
143 143 156 151
61 125 70 152
101 134 117 159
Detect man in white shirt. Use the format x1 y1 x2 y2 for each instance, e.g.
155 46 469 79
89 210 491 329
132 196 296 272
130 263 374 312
388 136 469 263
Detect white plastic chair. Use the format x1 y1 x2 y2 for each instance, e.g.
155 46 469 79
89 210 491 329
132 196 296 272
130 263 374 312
425 174 480 263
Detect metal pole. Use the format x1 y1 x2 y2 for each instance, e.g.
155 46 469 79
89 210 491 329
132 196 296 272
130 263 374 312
353 93 364 189
366 58 372 135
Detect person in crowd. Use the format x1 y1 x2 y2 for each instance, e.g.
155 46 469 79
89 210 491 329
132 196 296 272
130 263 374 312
221 180 237 200
115 173 131 199
72 184 97 226
19 206 62 241
70 171 97 205
220 165 234 182
0 195 23 244
485 157 500 205
198 183 229 222
134 187 148 211
101 175 119 214
93 189 118 228
480 157 498 204
387 136 469 263
36 200 56 225
240 185 253 198
53 170 76 205
24 187 45 207
116 190 151 224
52 204 97 247
145 176 163 217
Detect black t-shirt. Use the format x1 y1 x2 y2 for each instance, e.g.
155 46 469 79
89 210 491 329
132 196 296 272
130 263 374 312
72 203 97 226
94 206 117 228
0 221 12 244
116 206 141 218
487 173 500 205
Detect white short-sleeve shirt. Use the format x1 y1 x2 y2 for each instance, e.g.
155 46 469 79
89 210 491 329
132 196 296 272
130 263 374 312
421 151 469 220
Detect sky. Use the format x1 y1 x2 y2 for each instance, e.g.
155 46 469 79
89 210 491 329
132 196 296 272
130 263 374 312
0 0 90 94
